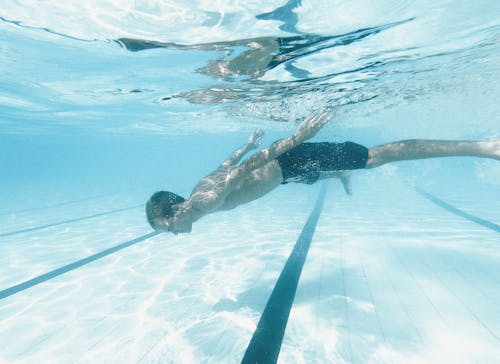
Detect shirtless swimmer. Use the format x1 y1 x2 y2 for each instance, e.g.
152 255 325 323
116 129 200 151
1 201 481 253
146 110 499 234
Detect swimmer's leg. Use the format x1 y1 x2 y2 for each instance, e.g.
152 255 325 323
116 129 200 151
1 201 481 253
366 139 500 168
316 171 352 195
339 171 352 195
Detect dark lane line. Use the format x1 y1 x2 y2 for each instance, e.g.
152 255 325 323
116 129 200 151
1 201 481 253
0 231 160 300
242 183 327 364
0 186 152 217
0 193 113 217
0 204 144 238
416 188 499 233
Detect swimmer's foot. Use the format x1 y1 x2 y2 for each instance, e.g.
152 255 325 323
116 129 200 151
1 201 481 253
340 171 352 195
478 139 500 160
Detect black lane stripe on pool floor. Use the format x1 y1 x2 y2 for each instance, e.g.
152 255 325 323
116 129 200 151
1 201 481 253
416 188 499 233
0 186 152 217
0 204 144 238
242 183 327 364
0 231 160 300
0 193 115 217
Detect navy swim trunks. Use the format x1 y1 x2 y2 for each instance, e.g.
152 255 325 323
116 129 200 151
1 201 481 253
276 142 369 184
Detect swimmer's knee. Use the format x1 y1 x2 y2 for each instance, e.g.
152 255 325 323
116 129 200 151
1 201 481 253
365 148 383 168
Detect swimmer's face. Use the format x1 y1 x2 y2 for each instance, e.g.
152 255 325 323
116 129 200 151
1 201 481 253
152 216 172 232
146 191 187 233
152 213 192 235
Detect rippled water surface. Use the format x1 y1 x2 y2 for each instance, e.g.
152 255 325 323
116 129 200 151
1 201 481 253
0 1 499 363
2 0 499 132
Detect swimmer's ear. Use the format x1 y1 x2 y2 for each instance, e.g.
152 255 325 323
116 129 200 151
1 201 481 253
340 171 352 195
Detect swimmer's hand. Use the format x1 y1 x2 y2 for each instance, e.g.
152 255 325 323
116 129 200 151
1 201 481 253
247 129 265 149
295 109 332 142
170 203 194 233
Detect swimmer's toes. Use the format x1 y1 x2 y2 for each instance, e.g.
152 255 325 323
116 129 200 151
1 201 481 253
481 139 500 160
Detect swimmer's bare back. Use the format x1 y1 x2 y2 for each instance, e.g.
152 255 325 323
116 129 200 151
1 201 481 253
181 110 332 214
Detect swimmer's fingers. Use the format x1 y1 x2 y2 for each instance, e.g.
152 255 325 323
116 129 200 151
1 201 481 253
296 109 332 141
255 129 264 145
309 109 332 132
248 128 265 148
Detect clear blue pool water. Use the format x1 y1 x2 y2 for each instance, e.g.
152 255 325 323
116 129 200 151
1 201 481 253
0 1 499 363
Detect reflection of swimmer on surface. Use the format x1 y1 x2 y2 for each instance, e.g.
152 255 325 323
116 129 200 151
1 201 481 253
118 34 328 79
118 19 413 105
146 110 500 234
117 18 411 80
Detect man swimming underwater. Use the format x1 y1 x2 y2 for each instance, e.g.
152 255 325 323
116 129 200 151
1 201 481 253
146 110 499 234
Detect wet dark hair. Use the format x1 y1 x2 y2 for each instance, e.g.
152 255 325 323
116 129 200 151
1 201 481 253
146 191 186 229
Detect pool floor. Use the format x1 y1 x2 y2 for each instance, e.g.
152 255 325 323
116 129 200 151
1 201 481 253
0 175 499 363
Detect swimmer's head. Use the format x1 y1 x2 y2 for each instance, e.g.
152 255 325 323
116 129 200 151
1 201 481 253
146 191 186 231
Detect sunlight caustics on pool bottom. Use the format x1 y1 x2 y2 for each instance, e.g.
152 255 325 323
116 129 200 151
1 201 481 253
2 177 495 361
0 0 499 363
0 204 144 238
0 231 160 301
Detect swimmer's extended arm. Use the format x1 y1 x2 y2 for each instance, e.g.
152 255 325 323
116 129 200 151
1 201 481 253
220 129 264 168
173 129 265 218
230 109 333 180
